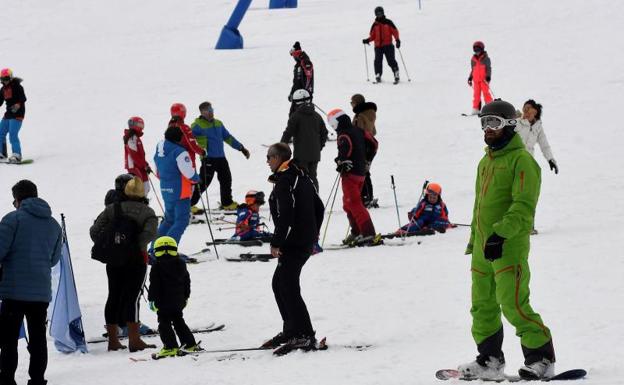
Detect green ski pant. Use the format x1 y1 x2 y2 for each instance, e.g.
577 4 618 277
470 254 552 350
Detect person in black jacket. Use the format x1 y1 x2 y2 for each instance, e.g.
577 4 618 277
261 143 324 351
280 89 328 190
327 109 380 246
148 236 200 359
0 68 27 162
288 42 314 116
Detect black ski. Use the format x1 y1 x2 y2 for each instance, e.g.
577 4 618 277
90 323 224 344
225 253 275 262
435 368 587 382
381 228 436 239
206 239 263 247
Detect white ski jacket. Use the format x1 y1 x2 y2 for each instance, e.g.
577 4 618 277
515 118 554 161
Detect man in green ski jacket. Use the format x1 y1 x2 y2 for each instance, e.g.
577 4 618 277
459 100 555 381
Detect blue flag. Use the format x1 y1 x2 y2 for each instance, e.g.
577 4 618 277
49 237 88 353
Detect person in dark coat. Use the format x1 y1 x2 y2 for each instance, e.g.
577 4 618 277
288 42 314 116
351 94 379 207
327 109 380 246
0 68 27 162
90 176 158 352
280 89 328 190
148 236 199 358
261 143 324 351
0 180 62 385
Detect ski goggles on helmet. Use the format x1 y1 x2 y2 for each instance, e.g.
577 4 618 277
480 115 517 131
0 77 10 82
153 244 178 257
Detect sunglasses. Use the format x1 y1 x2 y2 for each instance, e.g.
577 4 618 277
480 115 517 131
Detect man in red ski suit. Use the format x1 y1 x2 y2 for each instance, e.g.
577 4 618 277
468 41 493 114
327 109 380 247
124 116 152 195
362 6 401 83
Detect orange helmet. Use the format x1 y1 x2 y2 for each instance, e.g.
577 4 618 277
425 182 442 196
245 190 265 206
170 103 187 119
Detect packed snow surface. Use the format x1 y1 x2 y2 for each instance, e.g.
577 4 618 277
2 0 624 384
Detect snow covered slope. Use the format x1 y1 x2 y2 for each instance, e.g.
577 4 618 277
2 0 624 383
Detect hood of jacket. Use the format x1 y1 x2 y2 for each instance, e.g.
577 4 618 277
18 197 52 219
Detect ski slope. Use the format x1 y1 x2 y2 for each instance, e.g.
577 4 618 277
2 0 624 383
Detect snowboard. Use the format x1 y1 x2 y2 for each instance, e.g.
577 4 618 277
435 368 587 382
0 158 34 165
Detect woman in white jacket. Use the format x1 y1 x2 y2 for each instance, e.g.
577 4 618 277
515 99 558 174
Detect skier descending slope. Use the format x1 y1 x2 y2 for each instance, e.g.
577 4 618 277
460 100 555 381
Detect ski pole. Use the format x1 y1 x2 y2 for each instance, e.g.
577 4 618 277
147 174 164 215
390 176 402 237
313 103 327 117
397 48 412 82
364 44 370 82
487 83 496 99
198 191 220 260
321 173 341 247
217 226 237 231
324 172 341 210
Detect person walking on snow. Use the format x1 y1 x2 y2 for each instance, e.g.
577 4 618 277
396 182 451 234
468 41 493 115
261 143 324 352
149 236 201 359
350 94 379 208
280 89 328 190
288 42 314 117
124 116 153 195
0 68 27 163
362 6 401 84
327 109 381 247
0 180 62 385
515 100 558 175
153 126 199 250
191 101 250 211
460 99 556 381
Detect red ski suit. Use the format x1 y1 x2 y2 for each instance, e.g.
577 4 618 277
469 52 493 109
124 129 149 182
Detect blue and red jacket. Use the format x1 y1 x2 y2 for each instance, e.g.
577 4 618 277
230 204 269 241
400 198 450 232
153 139 199 201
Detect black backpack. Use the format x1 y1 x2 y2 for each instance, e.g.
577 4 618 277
91 202 142 266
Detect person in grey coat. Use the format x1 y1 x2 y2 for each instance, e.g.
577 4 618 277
280 89 328 190
0 180 62 385
90 176 158 352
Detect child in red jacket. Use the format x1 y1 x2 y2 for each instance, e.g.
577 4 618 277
124 116 152 195
467 41 493 114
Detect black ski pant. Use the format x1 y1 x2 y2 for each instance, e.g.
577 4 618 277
0 300 49 385
361 171 374 203
157 309 196 349
105 263 147 325
191 157 233 207
374 45 399 77
272 251 314 338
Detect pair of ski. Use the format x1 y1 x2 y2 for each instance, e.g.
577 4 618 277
225 253 274 262
88 323 225 344
436 368 586 382
324 229 434 250
206 238 270 247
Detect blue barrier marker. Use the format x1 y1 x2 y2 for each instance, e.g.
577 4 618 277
215 0 253 49
269 0 298 8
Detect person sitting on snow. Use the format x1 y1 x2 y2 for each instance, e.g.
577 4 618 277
230 190 272 242
397 182 451 234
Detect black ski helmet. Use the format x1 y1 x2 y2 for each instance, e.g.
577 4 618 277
374 6 384 17
115 173 134 192
479 99 517 121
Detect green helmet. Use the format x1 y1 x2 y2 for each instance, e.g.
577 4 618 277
153 236 178 258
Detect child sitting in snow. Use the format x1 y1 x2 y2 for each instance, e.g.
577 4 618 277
397 182 451 234
230 191 272 241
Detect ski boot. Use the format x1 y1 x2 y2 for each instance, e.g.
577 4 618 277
470 108 480 115
152 347 179 360
220 201 239 211
342 233 357 246
375 74 381 83
519 358 555 380
458 356 505 381
393 71 400 84
273 334 317 356
261 332 291 349
8 153 21 164
179 341 204 355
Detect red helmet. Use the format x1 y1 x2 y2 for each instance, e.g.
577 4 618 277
425 182 442 196
170 103 187 119
0 68 13 80
473 41 485 50
128 116 145 132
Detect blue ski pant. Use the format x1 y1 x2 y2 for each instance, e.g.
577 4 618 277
158 198 191 245
0 119 22 156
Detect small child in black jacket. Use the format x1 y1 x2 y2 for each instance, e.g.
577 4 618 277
148 236 200 358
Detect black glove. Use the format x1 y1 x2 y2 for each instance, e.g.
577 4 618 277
486 75 491 83
362 38 370 45
467 77 473 87
396 39 401 48
483 233 505 261
335 160 353 173
548 159 558 174
241 147 250 159
146 165 153 174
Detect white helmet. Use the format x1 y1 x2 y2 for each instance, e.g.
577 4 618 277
292 89 311 104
